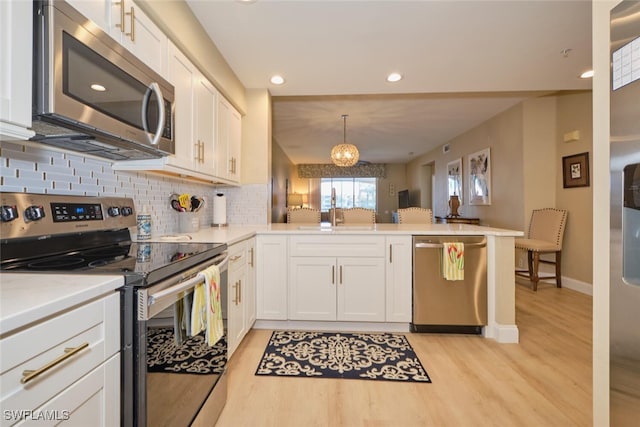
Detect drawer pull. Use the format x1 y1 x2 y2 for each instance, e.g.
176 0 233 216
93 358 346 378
21 342 90 384
230 255 242 262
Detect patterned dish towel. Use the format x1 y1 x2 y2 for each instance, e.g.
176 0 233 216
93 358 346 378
200 265 224 346
442 242 464 281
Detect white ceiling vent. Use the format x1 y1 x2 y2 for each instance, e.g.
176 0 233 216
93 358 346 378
442 144 451 154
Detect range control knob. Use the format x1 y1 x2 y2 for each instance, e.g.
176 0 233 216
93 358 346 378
107 206 121 217
1 205 19 222
121 206 133 217
24 205 46 222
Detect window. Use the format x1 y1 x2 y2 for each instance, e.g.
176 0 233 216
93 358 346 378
320 177 376 211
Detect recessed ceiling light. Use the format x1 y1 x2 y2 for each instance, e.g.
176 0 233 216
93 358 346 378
270 75 285 85
580 69 594 79
90 83 106 92
386 72 403 83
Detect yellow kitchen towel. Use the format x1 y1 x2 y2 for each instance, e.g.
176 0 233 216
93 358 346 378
442 242 464 281
200 265 224 346
190 281 207 336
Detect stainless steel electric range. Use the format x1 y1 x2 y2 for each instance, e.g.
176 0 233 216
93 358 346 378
0 193 229 427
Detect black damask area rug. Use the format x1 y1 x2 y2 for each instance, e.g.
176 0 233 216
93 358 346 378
147 327 226 375
255 331 431 383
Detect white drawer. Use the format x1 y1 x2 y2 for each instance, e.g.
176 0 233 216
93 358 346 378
289 235 385 258
228 240 247 273
0 293 119 426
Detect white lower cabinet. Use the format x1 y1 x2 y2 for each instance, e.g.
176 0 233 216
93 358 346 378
289 256 385 321
0 293 120 427
227 237 256 358
254 234 412 325
256 235 288 320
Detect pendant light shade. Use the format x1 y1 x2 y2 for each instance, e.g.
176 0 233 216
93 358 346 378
331 115 359 167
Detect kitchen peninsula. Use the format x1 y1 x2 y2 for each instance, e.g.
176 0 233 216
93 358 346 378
154 222 523 344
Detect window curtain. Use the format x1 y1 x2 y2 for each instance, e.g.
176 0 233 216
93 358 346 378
297 163 386 178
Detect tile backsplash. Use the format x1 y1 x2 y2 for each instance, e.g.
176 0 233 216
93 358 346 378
0 141 269 235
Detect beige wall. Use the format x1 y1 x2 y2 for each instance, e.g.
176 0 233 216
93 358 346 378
271 142 296 223
407 92 593 286
407 103 525 230
242 89 272 185
555 92 594 284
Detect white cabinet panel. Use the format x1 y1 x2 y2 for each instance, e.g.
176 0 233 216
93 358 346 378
385 236 412 322
337 257 385 322
227 240 247 358
256 235 288 320
289 257 337 321
0 0 34 140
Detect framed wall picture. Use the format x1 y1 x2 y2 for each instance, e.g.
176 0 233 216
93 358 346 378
468 148 491 205
562 152 590 188
447 158 463 203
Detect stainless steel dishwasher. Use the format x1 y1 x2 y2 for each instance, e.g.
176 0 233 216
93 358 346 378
412 235 487 333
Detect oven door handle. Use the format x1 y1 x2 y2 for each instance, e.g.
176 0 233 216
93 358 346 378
147 274 204 307
142 254 229 319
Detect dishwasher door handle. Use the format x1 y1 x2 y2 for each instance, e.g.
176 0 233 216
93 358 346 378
415 241 486 249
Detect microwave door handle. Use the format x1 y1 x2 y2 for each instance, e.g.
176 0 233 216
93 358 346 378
141 82 166 145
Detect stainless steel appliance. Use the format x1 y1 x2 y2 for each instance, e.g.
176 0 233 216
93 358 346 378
610 2 640 424
32 0 175 160
411 235 487 333
0 193 228 427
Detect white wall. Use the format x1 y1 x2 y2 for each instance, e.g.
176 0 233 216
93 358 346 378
592 1 618 425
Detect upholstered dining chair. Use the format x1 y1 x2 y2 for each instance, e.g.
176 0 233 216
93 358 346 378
287 207 321 223
397 207 433 224
341 207 376 224
515 208 568 291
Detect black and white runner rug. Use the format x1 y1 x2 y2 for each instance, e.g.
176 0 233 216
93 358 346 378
256 331 431 383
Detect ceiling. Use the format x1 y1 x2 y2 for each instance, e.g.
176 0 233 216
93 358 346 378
186 0 593 165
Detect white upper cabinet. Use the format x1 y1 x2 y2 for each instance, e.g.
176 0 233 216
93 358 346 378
216 96 242 183
167 41 196 171
66 0 167 77
0 0 35 140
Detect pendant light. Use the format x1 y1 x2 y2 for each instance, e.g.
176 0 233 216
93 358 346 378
330 114 359 167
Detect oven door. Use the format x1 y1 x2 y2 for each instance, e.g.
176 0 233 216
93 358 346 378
134 252 228 427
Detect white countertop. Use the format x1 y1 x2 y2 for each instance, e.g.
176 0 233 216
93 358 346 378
140 222 523 245
0 274 123 335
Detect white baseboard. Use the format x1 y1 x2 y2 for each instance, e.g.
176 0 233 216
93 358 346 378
483 323 519 343
253 320 410 333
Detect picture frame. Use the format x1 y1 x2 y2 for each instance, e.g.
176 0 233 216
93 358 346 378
562 152 590 188
447 158 463 204
468 148 491 205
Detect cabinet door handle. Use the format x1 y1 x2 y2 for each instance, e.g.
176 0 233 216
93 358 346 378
115 1 125 33
21 342 89 384
229 158 234 174
339 265 343 284
332 265 335 284
249 247 254 267
389 244 393 263
125 6 135 42
194 141 200 161
233 281 238 305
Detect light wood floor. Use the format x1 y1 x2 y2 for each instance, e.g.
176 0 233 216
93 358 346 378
216 283 592 427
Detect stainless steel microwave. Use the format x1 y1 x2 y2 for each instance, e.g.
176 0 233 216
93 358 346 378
31 0 175 160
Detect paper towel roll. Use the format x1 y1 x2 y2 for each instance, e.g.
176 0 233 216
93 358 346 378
213 193 227 226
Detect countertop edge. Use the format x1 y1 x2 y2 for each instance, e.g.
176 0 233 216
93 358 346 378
0 274 124 336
